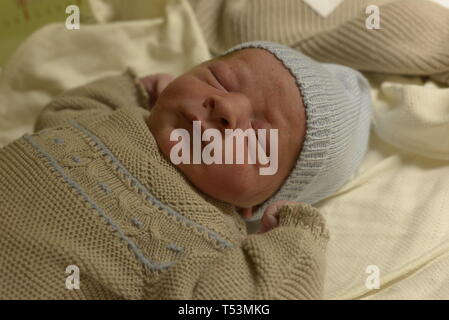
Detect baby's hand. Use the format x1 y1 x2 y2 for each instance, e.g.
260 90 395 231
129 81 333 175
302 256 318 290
139 73 174 109
257 200 301 234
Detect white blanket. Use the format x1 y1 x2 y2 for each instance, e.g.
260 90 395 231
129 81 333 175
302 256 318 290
0 0 448 300
0 0 211 147
318 74 449 299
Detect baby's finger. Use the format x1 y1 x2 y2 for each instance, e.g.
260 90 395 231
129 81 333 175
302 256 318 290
258 213 278 233
257 200 302 234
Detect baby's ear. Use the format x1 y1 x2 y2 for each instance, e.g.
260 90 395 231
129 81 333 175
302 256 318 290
139 73 175 109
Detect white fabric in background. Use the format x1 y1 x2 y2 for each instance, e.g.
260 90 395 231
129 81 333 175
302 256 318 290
318 73 449 299
428 0 449 9
0 0 211 147
303 0 344 17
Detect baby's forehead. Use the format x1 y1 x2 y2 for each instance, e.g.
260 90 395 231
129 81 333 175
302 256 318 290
225 49 300 98
219 47 278 67
218 49 297 88
212 49 303 126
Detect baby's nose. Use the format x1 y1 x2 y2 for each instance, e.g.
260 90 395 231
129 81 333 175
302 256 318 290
204 93 252 130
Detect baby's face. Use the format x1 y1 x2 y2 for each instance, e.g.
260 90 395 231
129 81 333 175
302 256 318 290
147 48 306 213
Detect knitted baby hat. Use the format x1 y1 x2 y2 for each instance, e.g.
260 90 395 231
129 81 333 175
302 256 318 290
224 41 373 221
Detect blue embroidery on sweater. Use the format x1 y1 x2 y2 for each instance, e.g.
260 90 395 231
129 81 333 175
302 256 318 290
53 138 65 144
72 156 81 163
167 244 184 253
24 135 173 271
69 120 233 249
99 182 112 194
130 217 144 229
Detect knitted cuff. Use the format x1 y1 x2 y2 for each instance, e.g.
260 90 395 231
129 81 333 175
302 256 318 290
278 203 329 245
124 67 152 111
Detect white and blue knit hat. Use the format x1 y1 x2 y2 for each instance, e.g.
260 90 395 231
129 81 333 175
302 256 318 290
225 41 373 221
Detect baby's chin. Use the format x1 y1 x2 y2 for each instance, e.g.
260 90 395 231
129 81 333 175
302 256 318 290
177 165 267 208
148 122 271 208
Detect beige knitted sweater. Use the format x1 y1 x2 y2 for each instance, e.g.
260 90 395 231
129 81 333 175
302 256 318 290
189 0 449 84
0 70 329 299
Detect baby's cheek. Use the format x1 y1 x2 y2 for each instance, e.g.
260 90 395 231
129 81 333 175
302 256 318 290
191 164 256 203
153 129 177 161
174 159 265 206
212 165 261 202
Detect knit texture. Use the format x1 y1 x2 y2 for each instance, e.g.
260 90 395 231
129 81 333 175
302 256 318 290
0 70 329 299
188 0 449 85
226 41 372 221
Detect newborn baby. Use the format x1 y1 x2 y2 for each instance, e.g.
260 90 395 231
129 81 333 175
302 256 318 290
144 46 306 228
144 41 372 229
0 41 372 299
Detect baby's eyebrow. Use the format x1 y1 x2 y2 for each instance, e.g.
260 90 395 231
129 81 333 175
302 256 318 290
211 60 240 88
207 66 228 92
214 57 272 123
